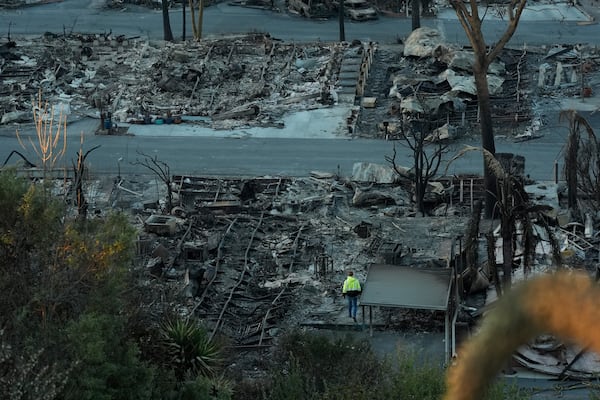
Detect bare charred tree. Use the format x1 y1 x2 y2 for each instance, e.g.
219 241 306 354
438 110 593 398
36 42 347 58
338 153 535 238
386 121 447 216
560 110 598 211
162 0 174 42
71 143 101 220
2 150 37 168
134 151 174 213
450 0 527 218
189 0 204 40
16 90 67 182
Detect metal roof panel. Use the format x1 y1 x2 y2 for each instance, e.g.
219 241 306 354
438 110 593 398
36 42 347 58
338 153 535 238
360 264 452 311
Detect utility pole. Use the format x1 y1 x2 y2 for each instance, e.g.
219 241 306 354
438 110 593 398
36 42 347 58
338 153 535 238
182 0 186 41
339 0 345 42
411 0 420 30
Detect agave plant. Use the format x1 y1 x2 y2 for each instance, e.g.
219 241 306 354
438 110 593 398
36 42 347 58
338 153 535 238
160 317 223 379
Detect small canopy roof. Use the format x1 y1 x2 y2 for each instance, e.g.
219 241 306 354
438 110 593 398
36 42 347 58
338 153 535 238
360 264 453 311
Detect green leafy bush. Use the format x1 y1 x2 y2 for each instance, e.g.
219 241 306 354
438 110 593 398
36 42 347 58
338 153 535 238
265 330 532 400
177 375 233 400
387 352 446 399
269 330 387 400
0 170 65 334
63 312 154 400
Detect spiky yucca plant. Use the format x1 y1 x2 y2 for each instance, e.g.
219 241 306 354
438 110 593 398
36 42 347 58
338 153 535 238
160 318 223 379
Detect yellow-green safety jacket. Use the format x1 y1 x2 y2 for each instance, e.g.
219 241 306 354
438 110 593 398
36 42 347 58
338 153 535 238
342 276 361 297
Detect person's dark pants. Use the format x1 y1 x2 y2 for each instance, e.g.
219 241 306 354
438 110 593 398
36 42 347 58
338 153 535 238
347 295 358 318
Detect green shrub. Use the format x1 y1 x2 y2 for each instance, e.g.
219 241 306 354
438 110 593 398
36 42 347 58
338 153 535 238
63 312 155 400
269 330 387 399
485 380 532 400
268 361 317 400
264 330 533 400
177 375 233 400
388 352 446 399
0 170 65 335
0 329 70 400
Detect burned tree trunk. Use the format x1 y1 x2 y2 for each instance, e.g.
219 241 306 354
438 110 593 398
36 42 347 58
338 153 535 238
339 0 346 42
451 0 527 218
182 0 186 41
162 0 174 42
189 0 204 40
411 0 420 30
72 145 101 220
463 200 483 293
473 60 497 217
485 231 502 298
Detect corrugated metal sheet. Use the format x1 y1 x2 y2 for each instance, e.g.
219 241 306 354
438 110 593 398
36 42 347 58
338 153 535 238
360 264 452 310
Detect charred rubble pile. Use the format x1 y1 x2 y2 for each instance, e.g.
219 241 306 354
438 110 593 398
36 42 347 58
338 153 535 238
357 30 596 142
54 154 600 377
104 168 472 355
359 30 600 141
534 44 600 105
0 33 345 129
358 27 534 140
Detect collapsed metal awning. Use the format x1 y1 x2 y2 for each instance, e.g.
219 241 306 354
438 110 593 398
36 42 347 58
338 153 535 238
361 264 452 310
360 264 456 364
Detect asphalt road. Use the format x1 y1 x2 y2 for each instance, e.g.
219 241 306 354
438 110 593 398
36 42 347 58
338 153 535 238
0 117 581 181
0 0 599 45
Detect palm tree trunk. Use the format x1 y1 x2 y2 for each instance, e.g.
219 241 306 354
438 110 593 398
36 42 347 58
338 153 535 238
501 222 513 290
473 60 497 218
565 120 579 210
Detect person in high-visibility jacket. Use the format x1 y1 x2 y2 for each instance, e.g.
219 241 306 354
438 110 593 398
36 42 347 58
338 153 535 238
342 270 362 322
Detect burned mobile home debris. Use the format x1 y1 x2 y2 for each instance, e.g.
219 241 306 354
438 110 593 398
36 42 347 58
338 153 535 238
0 33 355 131
120 171 470 355
3 22 600 381
2 29 599 139
110 156 600 378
